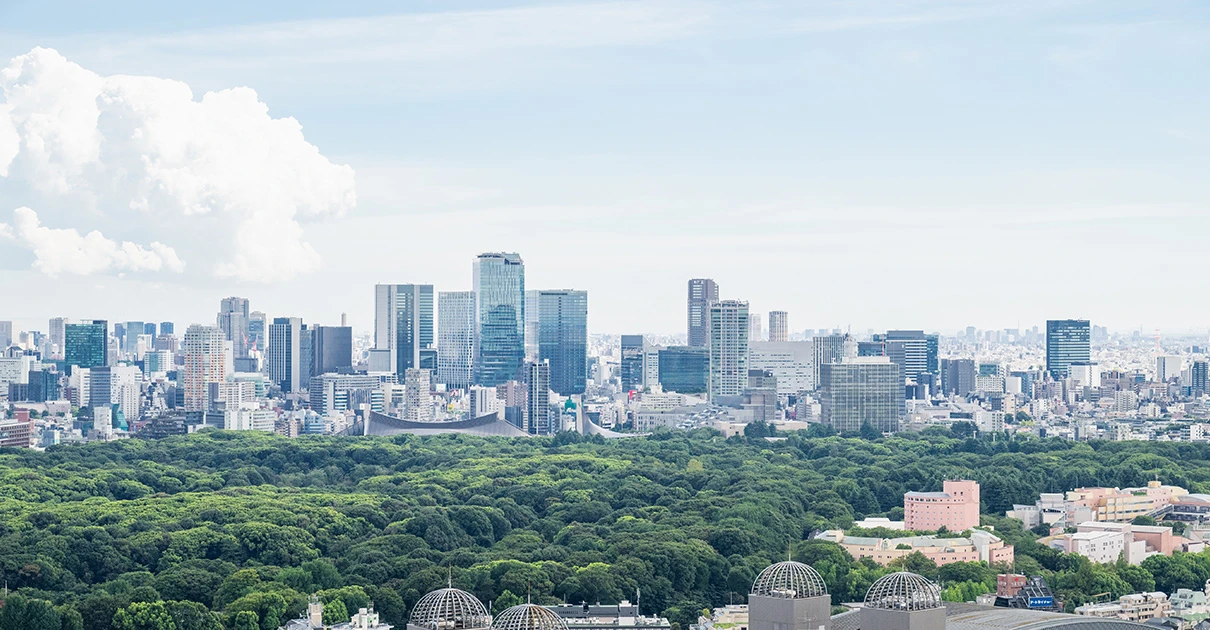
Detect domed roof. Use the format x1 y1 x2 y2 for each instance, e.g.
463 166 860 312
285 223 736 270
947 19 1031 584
750 561 828 599
410 588 492 630
491 604 568 630
864 572 943 611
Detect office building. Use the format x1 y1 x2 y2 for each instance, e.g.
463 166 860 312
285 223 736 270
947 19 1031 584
182 325 227 412
374 284 436 376
437 291 475 390
525 360 552 435
538 289 588 396
940 358 976 396
65 320 108 372
0 321 11 348
48 317 67 359
818 357 902 433
404 368 434 422
89 365 141 422
268 317 307 394
312 325 353 375
123 322 143 358
309 372 395 415
749 341 815 395
474 253 525 387
686 278 719 348
160 322 174 336
525 289 541 362
748 313 762 343
246 313 265 355
620 335 645 393
878 330 939 383
1193 361 1208 396
812 333 856 384
709 300 749 400
1069 362 1101 388
217 296 251 358
1046 319 1091 379
1157 356 1183 383
658 346 709 394
768 311 788 343
143 322 157 336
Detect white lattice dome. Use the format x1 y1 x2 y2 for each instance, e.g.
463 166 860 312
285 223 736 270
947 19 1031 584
410 588 492 630
750 561 828 599
491 604 567 630
864 572 943 611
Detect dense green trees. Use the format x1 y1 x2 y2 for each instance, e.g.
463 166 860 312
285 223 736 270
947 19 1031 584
4 429 1210 628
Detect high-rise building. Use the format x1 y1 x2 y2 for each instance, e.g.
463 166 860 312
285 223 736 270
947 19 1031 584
437 291 475 390
818 357 903 434
65 320 108 372
217 297 252 359
160 322 174 336
0 321 12 348
812 333 857 388
1157 356 1183 383
524 360 552 435
248 312 266 355
879 330 938 382
123 322 144 358
474 253 525 387
941 358 977 396
658 346 710 394
182 325 227 412
687 279 719 348
1046 320 1091 379
748 314 763 343
620 335 645 393
1192 361 1208 396
143 323 157 336
48 317 67 359
403 368 434 422
374 284 436 377
88 365 141 422
750 341 815 395
312 326 353 375
768 311 788 343
524 290 541 362
709 300 750 400
538 289 588 396
268 317 306 393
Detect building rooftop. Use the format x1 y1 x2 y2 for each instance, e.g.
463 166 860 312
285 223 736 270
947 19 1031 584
833 603 1155 630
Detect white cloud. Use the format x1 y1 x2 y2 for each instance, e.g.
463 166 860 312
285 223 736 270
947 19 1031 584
0 47 355 282
1 207 184 276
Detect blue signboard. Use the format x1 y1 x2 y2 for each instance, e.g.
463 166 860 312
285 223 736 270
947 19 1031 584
1028 597 1054 608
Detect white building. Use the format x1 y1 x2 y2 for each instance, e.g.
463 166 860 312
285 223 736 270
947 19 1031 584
183 325 228 412
404 368 434 422
437 291 475 390
709 300 749 401
1157 356 1184 383
1054 529 1125 564
749 341 815 395
224 404 276 432
1070 363 1101 389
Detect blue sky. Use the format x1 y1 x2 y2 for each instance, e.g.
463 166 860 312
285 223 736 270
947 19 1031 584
0 0 1207 336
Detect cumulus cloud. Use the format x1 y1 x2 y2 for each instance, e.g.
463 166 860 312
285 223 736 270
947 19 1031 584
0 47 355 282
0 207 184 275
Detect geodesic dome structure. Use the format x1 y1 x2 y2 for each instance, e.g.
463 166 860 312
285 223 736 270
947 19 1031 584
864 572 943 612
409 588 492 630
750 561 829 599
491 604 568 630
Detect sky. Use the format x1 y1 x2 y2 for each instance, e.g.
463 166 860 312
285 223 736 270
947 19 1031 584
0 0 1207 337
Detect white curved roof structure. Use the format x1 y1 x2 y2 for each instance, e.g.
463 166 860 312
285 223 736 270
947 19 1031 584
751 561 829 599
409 588 492 630
864 572 943 611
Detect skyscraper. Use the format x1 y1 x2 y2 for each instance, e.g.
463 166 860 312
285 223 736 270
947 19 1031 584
818 357 903 433
143 323 157 336
182 325 227 412
248 312 266 355
312 325 353 375
437 291 475 390
374 284 436 377
0 321 12 348
404 368 434 422
268 317 306 393
941 358 977 396
1192 361 1208 396
812 333 857 387
160 322 175 336
658 346 709 394
217 297 252 359
123 322 144 358
879 330 938 383
620 335 645 393
768 311 788 343
538 289 588 396
686 278 719 348
748 314 763 343
1046 319 1091 379
474 253 525 387
524 289 541 362
48 317 67 359
709 300 750 400
65 320 108 372
525 360 552 435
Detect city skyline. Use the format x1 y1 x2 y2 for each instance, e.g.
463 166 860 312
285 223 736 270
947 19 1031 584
1 2 1208 335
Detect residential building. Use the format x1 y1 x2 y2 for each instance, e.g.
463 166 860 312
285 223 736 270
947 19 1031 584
374 284 436 376
709 300 749 401
538 289 588 396
65 320 108 372
474 253 525 387
224 405 276 432
403 368 434 422
1046 319 1091 379
904 480 981 532
818 357 902 433
687 278 719 348
437 291 475 390
182 325 227 413
525 360 551 434
767 311 788 343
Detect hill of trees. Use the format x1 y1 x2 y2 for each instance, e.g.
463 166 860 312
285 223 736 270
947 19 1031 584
4 427 1210 630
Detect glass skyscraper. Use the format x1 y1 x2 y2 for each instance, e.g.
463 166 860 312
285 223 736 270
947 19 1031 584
1046 319 1091 379
658 346 709 394
474 253 525 387
65 320 108 373
687 278 719 348
819 357 903 433
437 291 475 390
709 299 750 400
374 284 435 377
538 289 588 396
620 335 645 393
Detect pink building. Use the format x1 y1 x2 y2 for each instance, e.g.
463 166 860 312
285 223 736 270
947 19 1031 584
905 480 981 532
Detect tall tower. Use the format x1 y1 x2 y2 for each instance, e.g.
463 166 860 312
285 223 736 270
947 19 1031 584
474 253 525 387
687 278 719 348
1046 319 1091 379
217 297 251 359
437 291 476 390
374 284 436 377
709 300 749 400
268 317 307 393
182 325 227 412
65 320 108 372
538 289 588 396
768 311 788 343
525 360 552 435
